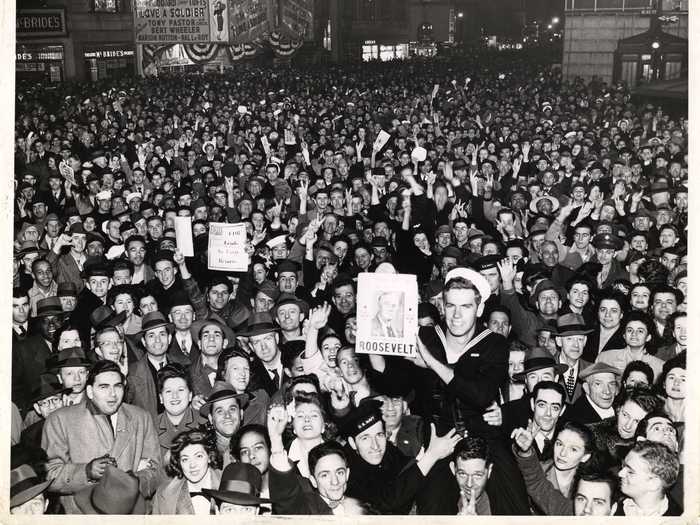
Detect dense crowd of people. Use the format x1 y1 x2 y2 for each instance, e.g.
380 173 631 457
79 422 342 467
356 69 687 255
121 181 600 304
11 52 687 516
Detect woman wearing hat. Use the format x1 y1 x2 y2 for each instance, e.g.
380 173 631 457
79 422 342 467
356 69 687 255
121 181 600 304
152 429 222 514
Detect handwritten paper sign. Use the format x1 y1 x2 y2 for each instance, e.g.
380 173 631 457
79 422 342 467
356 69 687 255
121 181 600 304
207 222 249 272
356 272 418 357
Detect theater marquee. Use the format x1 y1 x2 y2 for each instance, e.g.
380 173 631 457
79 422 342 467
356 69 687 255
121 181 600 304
17 9 67 38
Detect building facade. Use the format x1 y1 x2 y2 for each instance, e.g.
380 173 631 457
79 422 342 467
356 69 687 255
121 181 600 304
562 0 687 85
17 0 136 83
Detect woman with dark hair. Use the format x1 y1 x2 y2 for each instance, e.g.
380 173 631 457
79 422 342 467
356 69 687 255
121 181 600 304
152 429 222 514
51 323 83 354
657 352 685 425
230 424 273 513
512 420 597 514
621 360 655 390
287 392 331 480
106 284 141 336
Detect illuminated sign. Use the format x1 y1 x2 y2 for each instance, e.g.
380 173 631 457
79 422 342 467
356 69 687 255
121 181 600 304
17 9 67 38
84 47 135 59
16 45 64 61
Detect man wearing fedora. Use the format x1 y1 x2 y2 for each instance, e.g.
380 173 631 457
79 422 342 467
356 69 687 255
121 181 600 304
240 312 287 396
554 313 593 404
127 311 176 421
166 292 199 365
499 347 569 438
273 292 308 343
567 362 622 425
202 463 272 514
18 374 71 455
499 258 564 348
48 346 92 407
44 223 88 294
42 360 160 513
200 381 247 467
13 296 67 415
10 464 52 514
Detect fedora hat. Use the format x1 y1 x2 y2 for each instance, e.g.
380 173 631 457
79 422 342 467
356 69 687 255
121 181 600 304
139 311 173 335
36 297 65 318
239 312 280 337
202 463 271 507
555 313 593 337
272 293 309 318
529 279 563 308
199 381 249 418
81 256 111 279
579 362 622 381
190 316 236 345
47 346 91 372
16 240 41 259
90 305 127 329
513 346 568 381
74 465 146 514
10 464 51 509
256 280 281 302
30 374 71 404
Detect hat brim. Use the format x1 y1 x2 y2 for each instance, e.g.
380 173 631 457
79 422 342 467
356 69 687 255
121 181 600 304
238 325 280 338
272 300 309 318
31 386 72 404
555 327 594 337
201 488 271 506
138 320 173 337
93 310 129 329
529 196 560 214
199 392 250 418
513 362 568 382
10 480 51 509
50 359 92 371
74 484 147 514
35 308 67 318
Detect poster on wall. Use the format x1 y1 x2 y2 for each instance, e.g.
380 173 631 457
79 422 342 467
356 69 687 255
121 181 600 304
134 0 211 44
229 0 271 44
209 0 229 42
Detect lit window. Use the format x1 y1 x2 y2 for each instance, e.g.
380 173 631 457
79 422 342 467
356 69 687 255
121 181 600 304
323 18 331 51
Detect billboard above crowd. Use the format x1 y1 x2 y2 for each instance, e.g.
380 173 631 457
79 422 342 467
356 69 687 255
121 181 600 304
133 0 313 45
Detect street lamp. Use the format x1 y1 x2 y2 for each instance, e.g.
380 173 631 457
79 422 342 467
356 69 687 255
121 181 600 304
457 12 464 18
651 41 660 49
552 17 560 24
